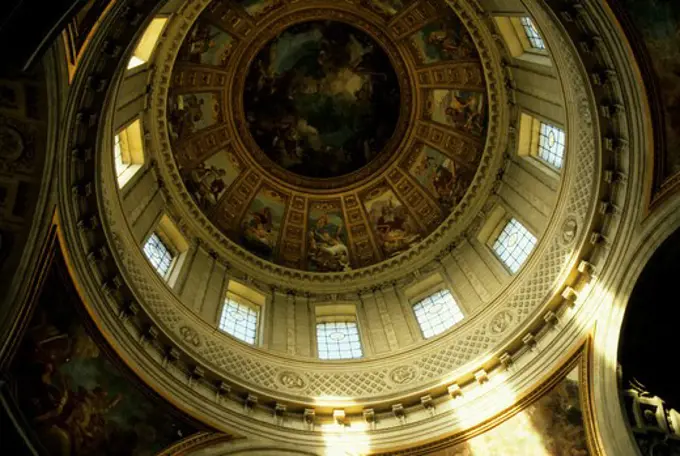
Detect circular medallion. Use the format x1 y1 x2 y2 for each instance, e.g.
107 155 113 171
243 20 401 179
489 310 515 335
561 216 578 245
389 365 418 385
278 371 307 390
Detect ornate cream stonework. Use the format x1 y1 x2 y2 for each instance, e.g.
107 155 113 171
51 0 645 451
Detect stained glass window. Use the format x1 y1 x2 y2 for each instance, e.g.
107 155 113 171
143 232 174 277
316 321 363 360
538 122 565 169
492 218 537 273
218 299 259 344
520 17 545 50
413 290 465 339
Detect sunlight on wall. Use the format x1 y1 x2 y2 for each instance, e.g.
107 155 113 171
320 422 371 456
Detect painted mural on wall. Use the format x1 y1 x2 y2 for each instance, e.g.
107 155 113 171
7 263 199 456
163 0 488 272
363 0 411 18
422 365 590 455
307 201 351 272
409 145 472 211
363 186 421 257
410 18 477 64
239 187 287 261
243 20 401 179
614 0 680 182
236 0 284 19
428 89 486 136
182 149 242 212
177 20 234 66
167 92 221 142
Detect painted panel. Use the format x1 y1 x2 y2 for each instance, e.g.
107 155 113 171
364 0 411 18
429 89 486 136
615 0 680 183
362 186 421 257
409 145 471 211
239 187 287 261
182 149 242 211
167 92 221 141
7 265 200 456
410 19 477 64
242 21 400 179
177 21 234 66
307 200 351 272
235 0 283 18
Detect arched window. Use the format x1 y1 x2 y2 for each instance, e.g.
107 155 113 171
413 289 464 339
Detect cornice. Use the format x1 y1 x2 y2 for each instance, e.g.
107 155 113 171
51 0 644 450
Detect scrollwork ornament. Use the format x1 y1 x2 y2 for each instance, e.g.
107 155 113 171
561 216 579 245
389 365 418 385
179 325 202 347
489 309 515 334
278 371 307 390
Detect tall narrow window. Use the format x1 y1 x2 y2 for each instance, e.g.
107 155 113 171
492 218 537 273
127 17 168 69
143 232 174 277
520 17 545 50
316 321 363 360
114 119 144 188
537 122 565 169
413 290 464 339
218 299 259 345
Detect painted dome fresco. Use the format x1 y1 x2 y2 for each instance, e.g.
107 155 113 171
167 0 489 272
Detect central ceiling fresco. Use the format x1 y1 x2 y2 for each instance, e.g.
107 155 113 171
243 20 401 179
167 0 489 272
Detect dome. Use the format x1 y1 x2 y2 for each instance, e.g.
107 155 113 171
8 0 665 453
165 2 490 272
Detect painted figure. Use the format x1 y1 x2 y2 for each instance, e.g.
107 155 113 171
187 164 227 209
236 0 284 18
308 211 351 271
412 20 477 64
411 147 470 211
242 207 275 253
11 298 195 456
431 90 485 135
243 21 400 178
239 189 286 260
179 22 233 66
167 93 219 141
364 0 408 18
364 190 420 256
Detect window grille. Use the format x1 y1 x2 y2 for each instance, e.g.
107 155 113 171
316 321 363 360
492 218 537 273
413 290 464 339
